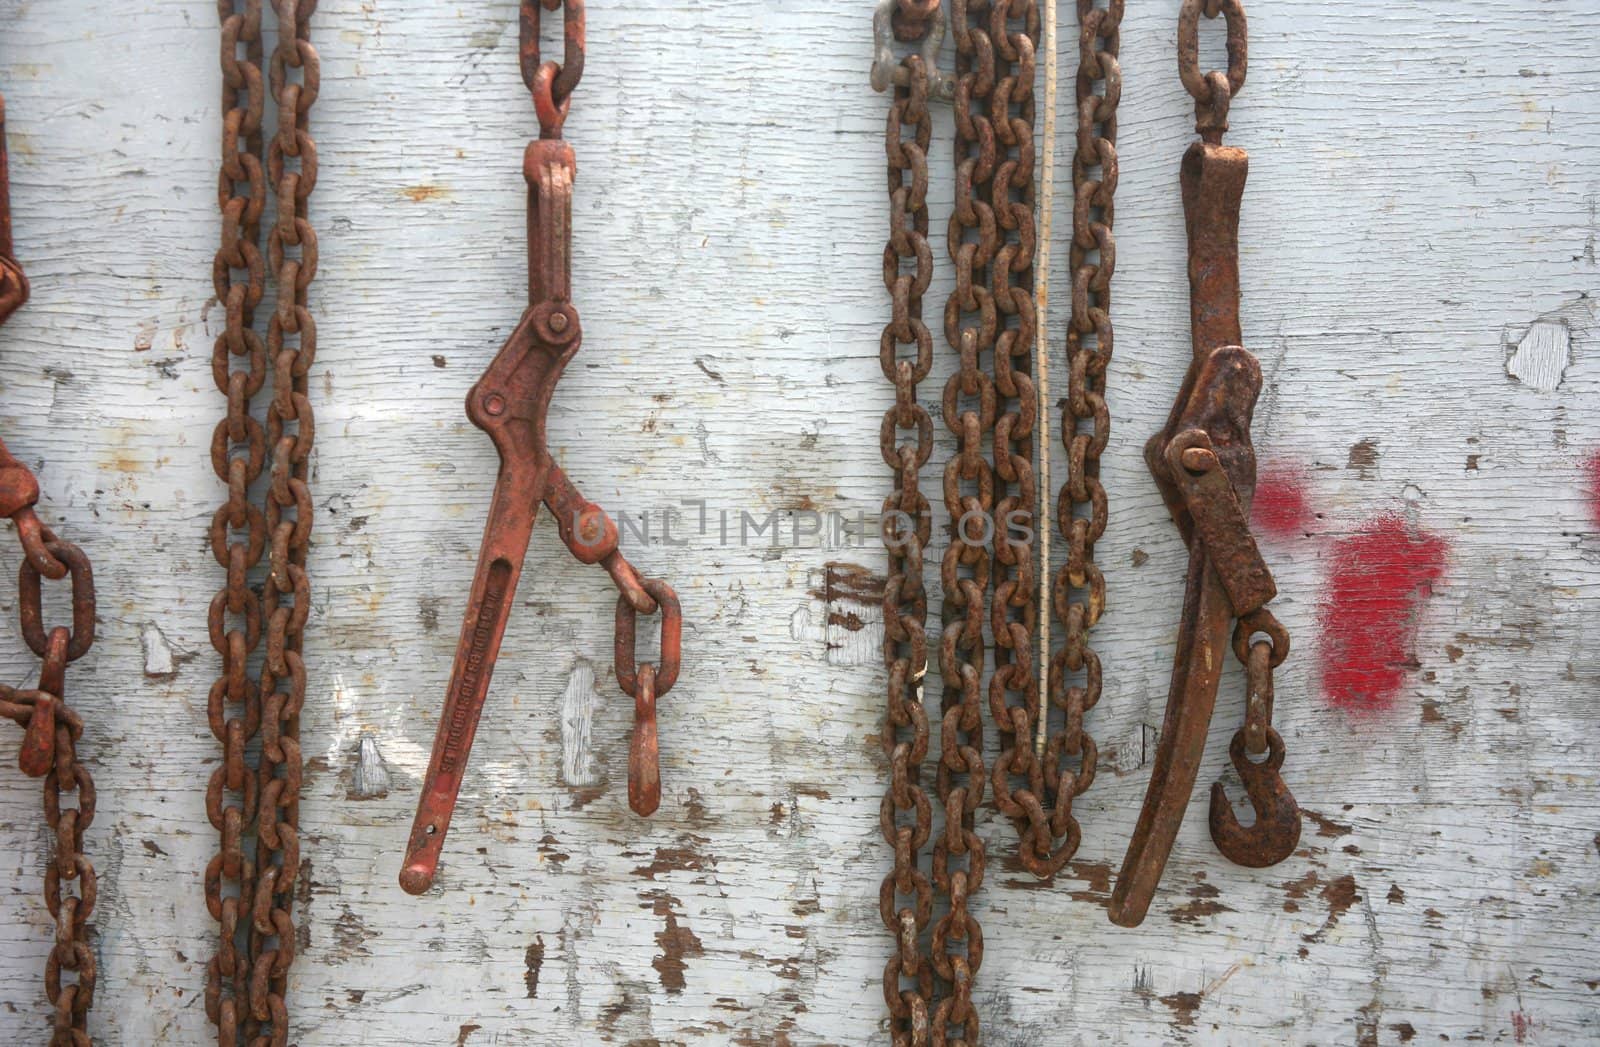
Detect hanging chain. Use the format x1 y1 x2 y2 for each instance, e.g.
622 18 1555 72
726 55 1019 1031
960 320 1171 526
523 0 684 815
207 1 317 1042
1020 0 1122 879
0 78 101 1047
0 486 100 1047
874 3 938 1040
953 0 1046 881
929 0 1011 1041
519 0 681 741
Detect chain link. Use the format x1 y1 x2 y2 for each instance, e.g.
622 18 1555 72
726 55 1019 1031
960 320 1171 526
1232 607 1287 754
208 2 316 1042
1178 0 1245 141
523 0 585 139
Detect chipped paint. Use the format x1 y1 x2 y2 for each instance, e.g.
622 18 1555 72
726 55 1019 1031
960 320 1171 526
1347 438 1380 480
645 890 703 994
138 621 183 677
524 936 545 999
559 660 601 788
350 734 391 800
1504 318 1572 392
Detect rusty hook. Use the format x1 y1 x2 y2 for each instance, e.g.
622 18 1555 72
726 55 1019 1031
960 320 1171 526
1208 726 1300 867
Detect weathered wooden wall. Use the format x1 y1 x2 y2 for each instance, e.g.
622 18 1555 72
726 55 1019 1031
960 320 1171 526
0 1 1597 1044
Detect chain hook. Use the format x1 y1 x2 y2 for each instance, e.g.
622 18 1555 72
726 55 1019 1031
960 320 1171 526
1209 725 1301 867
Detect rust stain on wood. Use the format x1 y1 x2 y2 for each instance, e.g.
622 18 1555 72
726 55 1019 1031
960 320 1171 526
1301 808 1354 838
1160 990 1203 1028
400 184 454 203
1000 859 1114 910
524 935 544 999
646 889 704 994
331 906 381 961
1168 877 1233 925
537 833 570 870
813 561 884 607
1304 873 1361 943
1347 438 1380 479
632 843 713 881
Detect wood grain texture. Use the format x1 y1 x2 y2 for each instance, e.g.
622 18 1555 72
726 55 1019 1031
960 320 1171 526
0 1 1596 1043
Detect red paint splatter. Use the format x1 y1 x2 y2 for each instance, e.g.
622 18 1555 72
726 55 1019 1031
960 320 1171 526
1252 460 1314 539
1512 1010 1532 1044
1586 450 1600 530
1318 515 1448 714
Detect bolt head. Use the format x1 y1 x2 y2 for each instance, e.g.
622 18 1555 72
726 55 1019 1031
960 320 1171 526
483 393 506 417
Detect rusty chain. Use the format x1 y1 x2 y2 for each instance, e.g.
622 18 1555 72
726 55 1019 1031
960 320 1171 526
207 1 317 1042
0 77 101 1047
938 0 1028 1040
1021 0 1123 880
950 0 1047 885
875 3 938 1039
0 542 99 1047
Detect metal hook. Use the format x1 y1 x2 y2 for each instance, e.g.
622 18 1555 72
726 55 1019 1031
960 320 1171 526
1208 726 1300 868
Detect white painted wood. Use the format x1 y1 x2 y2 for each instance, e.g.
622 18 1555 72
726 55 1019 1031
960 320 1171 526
0 1 1596 1043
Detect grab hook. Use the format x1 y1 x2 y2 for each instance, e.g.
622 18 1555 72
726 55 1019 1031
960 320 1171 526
1208 726 1300 868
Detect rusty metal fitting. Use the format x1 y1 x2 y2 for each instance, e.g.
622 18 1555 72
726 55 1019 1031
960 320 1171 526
871 0 954 101
0 255 28 325
892 0 940 42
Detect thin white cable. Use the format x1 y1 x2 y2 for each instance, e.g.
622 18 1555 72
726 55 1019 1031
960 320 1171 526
1033 0 1058 761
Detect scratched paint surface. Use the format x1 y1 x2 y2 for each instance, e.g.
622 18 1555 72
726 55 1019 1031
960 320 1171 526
0 2 1597 1045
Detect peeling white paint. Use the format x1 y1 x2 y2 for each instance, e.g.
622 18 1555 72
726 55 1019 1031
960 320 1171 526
138 621 180 677
351 733 391 799
560 660 601 788
1505 318 1572 392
